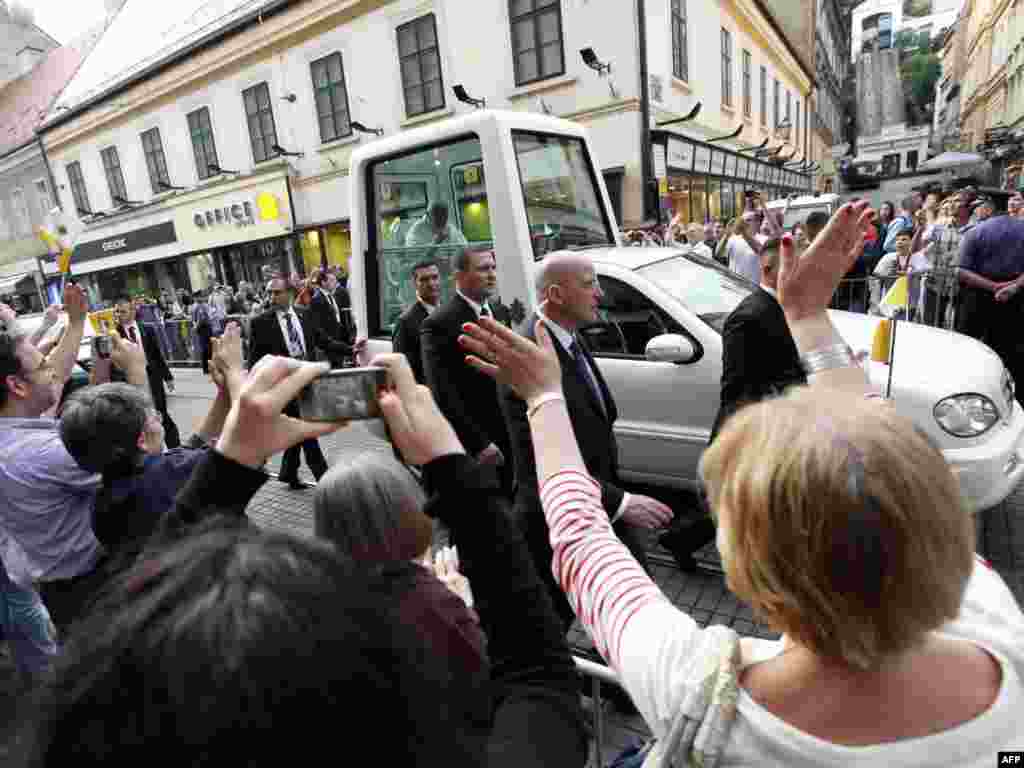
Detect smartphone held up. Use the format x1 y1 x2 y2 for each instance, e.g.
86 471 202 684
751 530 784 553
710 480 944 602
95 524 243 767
298 366 389 422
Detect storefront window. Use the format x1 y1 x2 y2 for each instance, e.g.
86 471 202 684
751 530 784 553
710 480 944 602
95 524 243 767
707 179 722 223
300 230 323 274
690 176 708 224
186 252 217 293
666 175 692 224
324 224 352 274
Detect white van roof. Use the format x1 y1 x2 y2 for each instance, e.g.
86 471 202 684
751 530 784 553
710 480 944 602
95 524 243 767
766 193 839 209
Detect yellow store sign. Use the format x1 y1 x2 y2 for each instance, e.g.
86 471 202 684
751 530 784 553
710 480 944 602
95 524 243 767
174 175 292 252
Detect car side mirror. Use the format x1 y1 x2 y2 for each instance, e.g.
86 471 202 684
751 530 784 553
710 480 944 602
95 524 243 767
645 334 696 364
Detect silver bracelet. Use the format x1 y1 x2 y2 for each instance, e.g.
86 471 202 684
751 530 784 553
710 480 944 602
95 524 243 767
800 343 855 376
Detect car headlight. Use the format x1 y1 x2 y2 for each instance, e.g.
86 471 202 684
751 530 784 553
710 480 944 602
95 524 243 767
934 394 999 438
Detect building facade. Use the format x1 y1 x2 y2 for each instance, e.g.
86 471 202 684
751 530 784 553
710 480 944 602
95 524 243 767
812 0 853 191
852 0 965 59
36 0 814 306
933 11 969 152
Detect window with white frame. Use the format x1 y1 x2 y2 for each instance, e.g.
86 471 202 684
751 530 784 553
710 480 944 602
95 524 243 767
509 0 565 86
721 29 733 107
397 14 445 117
34 178 53 219
188 107 219 180
243 82 279 164
742 49 751 117
10 188 29 236
100 146 128 203
311 52 353 142
66 161 91 213
671 0 688 82
141 127 171 194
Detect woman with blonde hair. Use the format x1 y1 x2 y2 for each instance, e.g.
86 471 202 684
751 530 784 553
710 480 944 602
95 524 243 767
461 201 1023 766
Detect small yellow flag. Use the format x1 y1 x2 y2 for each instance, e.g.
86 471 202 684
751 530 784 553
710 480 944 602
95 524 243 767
57 248 73 274
880 275 909 308
37 226 60 251
871 318 893 364
88 309 116 336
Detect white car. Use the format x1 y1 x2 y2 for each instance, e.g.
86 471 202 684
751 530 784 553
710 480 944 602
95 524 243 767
566 246 1023 514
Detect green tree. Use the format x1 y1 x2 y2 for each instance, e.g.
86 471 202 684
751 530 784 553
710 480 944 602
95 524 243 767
905 51 941 113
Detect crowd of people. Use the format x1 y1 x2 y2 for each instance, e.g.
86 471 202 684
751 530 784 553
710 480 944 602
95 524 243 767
0 201 1022 766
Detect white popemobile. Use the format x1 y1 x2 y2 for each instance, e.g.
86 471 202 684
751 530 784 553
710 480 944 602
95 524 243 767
342 110 1022 514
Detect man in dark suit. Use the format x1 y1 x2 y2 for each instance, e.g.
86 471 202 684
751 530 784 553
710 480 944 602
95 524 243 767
112 294 181 448
421 249 513 492
661 238 807 568
502 253 673 631
333 272 356 345
248 277 328 488
392 260 440 384
307 269 365 369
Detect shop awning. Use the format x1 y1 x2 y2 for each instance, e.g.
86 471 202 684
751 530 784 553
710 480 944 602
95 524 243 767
0 274 33 294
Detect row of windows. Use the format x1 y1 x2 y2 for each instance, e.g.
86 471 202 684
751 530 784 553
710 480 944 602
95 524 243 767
715 26 801 147
61 5 570 214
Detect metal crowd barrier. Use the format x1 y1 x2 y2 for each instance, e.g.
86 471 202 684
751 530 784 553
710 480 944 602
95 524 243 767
145 314 254 368
575 655 647 767
829 268 961 331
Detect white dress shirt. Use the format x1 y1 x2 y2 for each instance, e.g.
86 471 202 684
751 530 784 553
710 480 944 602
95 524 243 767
319 289 341 323
125 322 148 363
537 308 631 522
275 308 307 358
457 289 492 318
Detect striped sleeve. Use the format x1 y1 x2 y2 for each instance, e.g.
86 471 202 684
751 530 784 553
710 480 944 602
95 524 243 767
540 470 668 668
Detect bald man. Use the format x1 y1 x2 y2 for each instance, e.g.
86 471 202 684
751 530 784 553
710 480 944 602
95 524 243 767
501 253 674 632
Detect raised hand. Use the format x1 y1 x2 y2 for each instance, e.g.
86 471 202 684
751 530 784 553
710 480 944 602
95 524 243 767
458 317 563 404
432 545 474 609
110 333 147 382
62 283 89 325
211 322 245 397
620 494 674 530
216 356 345 469
371 352 464 466
777 200 874 323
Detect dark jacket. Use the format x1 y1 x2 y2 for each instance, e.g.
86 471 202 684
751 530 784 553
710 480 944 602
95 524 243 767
247 307 317 368
113 322 174 414
392 301 430 384
709 287 807 441
502 313 624 515
420 294 513 457
307 289 355 367
165 449 587 767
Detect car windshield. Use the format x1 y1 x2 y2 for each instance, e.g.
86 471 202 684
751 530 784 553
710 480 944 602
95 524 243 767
512 131 615 259
637 254 752 333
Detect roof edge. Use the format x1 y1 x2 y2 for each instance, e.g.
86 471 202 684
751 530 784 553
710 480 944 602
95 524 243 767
38 0 294 134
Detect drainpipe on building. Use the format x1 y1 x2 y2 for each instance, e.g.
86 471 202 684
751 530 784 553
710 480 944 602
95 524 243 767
37 134 61 213
637 0 658 225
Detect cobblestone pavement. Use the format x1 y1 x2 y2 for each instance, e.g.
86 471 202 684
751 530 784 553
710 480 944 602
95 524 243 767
3 368 1021 763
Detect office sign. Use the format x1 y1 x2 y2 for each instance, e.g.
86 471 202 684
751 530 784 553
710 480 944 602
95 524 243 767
53 221 178 265
174 175 292 251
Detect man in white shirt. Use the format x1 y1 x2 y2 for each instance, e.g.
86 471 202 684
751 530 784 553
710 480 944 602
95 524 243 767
248 278 328 487
114 294 180 448
404 201 469 250
873 228 932 319
500 252 674 630
687 224 714 260
393 260 441 384
727 213 763 284
420 249 513 492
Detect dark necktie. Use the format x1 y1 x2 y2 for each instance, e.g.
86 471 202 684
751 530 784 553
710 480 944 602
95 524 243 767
128 325 138 344
570 339 605 416
327 294 340 323
479 305 491 319
284 312 304 359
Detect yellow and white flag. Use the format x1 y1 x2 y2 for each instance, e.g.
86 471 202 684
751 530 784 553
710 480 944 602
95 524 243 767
880 275 909 309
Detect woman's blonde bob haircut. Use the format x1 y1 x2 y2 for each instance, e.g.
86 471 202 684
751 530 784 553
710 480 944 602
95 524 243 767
700 387 974 670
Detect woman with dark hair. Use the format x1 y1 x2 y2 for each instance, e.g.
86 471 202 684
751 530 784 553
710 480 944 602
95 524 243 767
18 349 587 767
